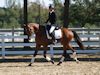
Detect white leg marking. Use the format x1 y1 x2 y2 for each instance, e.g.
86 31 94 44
73 52 76 56
73 52 79 63
46 56 51 61
31 57 35 63
60 56 65 62
50 44 54 59
72 52 76 58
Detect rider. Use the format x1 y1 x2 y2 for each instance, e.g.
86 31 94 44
45 4 57 43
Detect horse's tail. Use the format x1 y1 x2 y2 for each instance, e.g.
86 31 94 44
72 30 85 50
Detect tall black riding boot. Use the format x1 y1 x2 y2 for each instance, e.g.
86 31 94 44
50 33 57 44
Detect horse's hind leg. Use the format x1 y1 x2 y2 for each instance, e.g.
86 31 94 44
72 51 79 63
67 44 79 63
28 44 40 66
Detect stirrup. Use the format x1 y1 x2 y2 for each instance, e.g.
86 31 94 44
53 40 57 44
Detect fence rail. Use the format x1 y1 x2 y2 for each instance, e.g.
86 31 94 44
0 28 100 59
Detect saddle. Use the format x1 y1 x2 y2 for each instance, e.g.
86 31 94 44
46 24 62 41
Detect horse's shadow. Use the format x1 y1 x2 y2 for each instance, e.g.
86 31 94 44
0 56 100 67
0 56 100 63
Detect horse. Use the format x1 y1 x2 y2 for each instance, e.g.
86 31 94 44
24 23 85 66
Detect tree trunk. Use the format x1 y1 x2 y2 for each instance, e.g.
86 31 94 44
24 0 29 43
63 0 69 28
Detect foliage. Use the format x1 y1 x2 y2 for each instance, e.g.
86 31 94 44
70 0 100 27
0 0 99 28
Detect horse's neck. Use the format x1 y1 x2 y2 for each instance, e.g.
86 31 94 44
36 25 46 35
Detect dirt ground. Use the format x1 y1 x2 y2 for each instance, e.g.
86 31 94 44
0 54 100 75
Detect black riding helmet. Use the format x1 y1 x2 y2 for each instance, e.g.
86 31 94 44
49 4 54 9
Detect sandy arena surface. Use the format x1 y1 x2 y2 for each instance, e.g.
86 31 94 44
0 54 100 75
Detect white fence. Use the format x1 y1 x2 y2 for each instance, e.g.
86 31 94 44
0 28 100 59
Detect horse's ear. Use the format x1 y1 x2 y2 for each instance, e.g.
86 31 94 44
24 24 29 28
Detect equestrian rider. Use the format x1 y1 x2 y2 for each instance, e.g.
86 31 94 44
45 4 57 43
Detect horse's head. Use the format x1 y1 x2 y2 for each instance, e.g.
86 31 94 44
24 23 39 40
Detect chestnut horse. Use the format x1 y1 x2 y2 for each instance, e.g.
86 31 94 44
24 23 85 66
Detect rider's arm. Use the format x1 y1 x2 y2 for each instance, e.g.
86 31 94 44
52 12 56 20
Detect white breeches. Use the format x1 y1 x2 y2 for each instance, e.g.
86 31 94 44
49 26 55 34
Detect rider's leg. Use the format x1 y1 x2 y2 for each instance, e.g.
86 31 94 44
49 26 57 43
49 26 55 34
50 32 57 44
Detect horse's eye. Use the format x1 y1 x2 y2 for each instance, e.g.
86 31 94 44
29 29 32 31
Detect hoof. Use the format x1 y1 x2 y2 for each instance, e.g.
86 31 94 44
51 60 54 64
57 62 62 66
28 63 32 66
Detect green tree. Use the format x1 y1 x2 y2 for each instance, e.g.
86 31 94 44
70 0 100 28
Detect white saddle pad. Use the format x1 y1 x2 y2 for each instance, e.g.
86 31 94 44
46 29 62 40
54 29 62 39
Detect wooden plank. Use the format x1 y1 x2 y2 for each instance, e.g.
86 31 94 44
4 43 35 46
0 50 99 55
0 35 35 39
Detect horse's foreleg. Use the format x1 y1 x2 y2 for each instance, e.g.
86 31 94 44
28 50 38 66
28 44 41 66
43 48 54 64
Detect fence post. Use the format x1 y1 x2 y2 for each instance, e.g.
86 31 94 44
12 26 14 50
82 27 85 35
99 34 100 49
88 28 90 49
50 44 54 59
2 36 5 59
